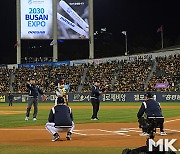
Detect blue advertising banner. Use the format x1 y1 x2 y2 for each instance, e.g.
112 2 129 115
3 92 180 103
18 61 70 68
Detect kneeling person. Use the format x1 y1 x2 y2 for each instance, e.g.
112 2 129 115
45 97 74 142
137 92 166 136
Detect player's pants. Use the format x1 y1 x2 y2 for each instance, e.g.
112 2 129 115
45 122 75 135
139 117 164 132
26 97 38 118
91 98 100 119
9 99 13 106
54 97 58 106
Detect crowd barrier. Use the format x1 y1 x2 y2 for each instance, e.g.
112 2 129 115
0 92 180 103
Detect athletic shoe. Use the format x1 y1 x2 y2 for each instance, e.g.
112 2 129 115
25 117 29 121
66 132 72 140
33 118 37 121
160 132 167 136
91 118 99 120
139 132 149 136
52 134 60 142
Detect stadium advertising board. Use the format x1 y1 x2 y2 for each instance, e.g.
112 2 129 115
57 0 89 39
21 0 53 39
0 95 6 103
3 92 180 103
18 61 70 68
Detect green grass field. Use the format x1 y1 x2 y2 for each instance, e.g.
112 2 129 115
0 102 179 154
0 102 180 128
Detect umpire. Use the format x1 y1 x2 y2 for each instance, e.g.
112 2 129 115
25 78 44 121
137 92 167 136
90 80 105 120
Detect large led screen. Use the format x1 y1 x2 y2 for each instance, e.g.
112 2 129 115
21 0 53 39
57 0 89 39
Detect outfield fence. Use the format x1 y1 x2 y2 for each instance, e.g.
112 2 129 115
0 92 180 103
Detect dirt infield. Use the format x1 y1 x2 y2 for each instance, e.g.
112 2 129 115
0 105 179 151
0 118 179 148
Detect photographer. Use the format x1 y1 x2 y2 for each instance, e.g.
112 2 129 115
137 92 167 136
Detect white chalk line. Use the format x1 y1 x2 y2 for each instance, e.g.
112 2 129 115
0 118 179 136
0 128 45 131
0 111 25 113
164 119 180 123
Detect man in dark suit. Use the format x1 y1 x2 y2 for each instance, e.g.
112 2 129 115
90 80 105 120
8 93 14 106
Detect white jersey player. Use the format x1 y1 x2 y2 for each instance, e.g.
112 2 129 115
54 80 68 106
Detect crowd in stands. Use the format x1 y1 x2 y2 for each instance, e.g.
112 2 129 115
13 66 52 93
1 54 180 93
82 61 119 92
113 59 153 92
49 65 85 92
12 64 85 93
0 67 11 93
147 54 180 92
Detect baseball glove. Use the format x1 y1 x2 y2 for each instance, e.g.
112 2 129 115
42 95 47 102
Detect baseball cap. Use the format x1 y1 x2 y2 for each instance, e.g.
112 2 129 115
95 79 100 83
57 97 65 104
145 92 154 98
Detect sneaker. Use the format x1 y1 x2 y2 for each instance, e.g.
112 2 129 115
139 132 149 136
160 132 167 136
91 118 99 120
33 118 37 121
51 134 60 142
66 132 72 140
25 117 29 121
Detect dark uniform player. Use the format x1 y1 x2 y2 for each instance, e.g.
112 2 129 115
90 80 105 120
45 97 74 142
8 93 14 106
137 92 167 136
25 78 45 121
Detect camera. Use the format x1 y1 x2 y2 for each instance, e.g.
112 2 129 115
122 117 176 154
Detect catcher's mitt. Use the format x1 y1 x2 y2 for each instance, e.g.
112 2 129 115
42 95 47 102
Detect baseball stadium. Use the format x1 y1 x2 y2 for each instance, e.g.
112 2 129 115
0 0 180 154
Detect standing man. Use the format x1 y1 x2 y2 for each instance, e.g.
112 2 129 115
45 96 74 142
137 92 167 136
54 79 68 106
90 80 105 120
8 92 14 106
25 78 45 121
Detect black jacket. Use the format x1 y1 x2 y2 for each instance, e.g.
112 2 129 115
137 99 163 119
8 94 14 100
48 104 73 127
90 85 101 99
27 83 43 98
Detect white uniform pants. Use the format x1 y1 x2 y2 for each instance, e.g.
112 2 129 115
45 122 75 135
54 97 58 106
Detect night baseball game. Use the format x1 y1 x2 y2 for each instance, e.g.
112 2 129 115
0 0 179 153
